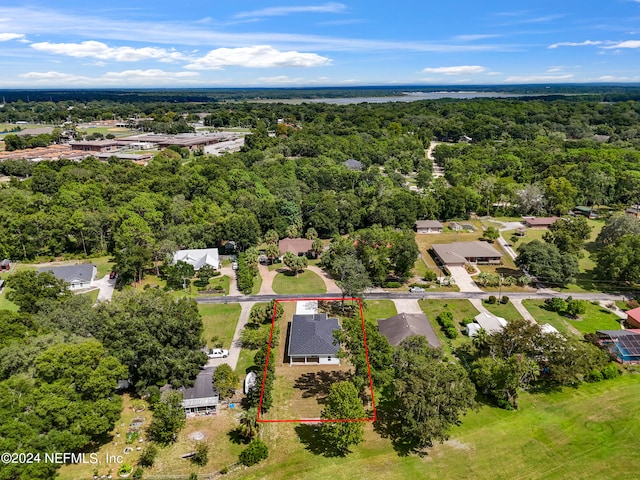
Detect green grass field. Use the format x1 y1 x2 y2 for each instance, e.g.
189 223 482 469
523 300 622 336
482 300 524 321
272 270 327 294
361 300 397 324
198 303 241 349
232 374 640 480
419 299 479 352
0 289 18 311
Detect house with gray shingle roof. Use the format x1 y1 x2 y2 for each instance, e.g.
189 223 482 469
431 241 502 267
288 313 341 365
37 264 96 290
377 313 441 348
180 367 219 415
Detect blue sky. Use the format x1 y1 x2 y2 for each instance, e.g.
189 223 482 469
1 1 640 88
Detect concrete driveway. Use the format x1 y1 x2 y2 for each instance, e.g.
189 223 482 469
447 265 482 293
93 274 116 303
206 301 255 370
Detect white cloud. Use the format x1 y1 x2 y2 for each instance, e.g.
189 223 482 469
20 71 90 82
103 69 199 79
30 41 188 62
185 45 331 70
548 40 603 49
234 3 346 19
0 32 24 41
454 34 501 41
546 66 565 72
256 75 305 84
421 65 488 75
504 74 574 83
602 40 640 49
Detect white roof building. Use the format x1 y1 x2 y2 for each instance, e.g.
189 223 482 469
173 248 219 270
472 312 508 335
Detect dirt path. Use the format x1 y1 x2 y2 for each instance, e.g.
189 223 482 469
257 263 277 295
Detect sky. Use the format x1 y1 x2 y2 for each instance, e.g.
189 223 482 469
1 1 640 88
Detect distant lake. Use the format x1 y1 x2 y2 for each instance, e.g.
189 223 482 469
253 91 540 105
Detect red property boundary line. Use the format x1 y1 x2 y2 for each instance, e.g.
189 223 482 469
257 297 377 424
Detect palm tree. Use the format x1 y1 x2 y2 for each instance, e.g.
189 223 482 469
238 407 259 441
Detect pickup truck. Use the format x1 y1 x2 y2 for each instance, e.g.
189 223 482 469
208 348 229 359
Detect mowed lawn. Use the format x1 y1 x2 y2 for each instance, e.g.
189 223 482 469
233 374 640 480
482 300 524 321
272 270 327 294
523 300 621 336
198 303 241 350
361 300 397 324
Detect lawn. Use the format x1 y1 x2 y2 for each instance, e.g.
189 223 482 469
361 300 397 324
523 300 622 336
482 300 523 321
90 255 115 278
272 270 327 295
418 299 479 353
235 347 259 376
233 374 640 480
198 303 242 350
0 289 18 311
79 288 100 304
251 271 262 295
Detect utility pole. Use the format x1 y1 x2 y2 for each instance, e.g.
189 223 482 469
499 274 504 303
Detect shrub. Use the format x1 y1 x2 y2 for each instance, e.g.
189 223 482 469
423 269 437 282
212 270 221 277
586 369 604 383
545 297 566 313
190 442 209 467
500 295 509 304
436 311 454 327
132 467 143 479
382 281 402 288
239 439 269 467
444 326 458 339
487 295 497 305
626 299 640 310
601 363 620 380
138 444 158 468
220 466 229 475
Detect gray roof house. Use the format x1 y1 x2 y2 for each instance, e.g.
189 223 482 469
180 367 220 415
37 264 96 290
173 248 219 270
344 159 362 171
431 241 502 266
415 220 444 234
288 313 341 365
377 313 441 348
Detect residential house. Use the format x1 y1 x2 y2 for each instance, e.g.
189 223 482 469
377 313 441 348
288 313 341 365
573 206 598 218
180 367 219 415
173 248 219 270
431 241 503 267
523 217 558 229
37 264 96 290
415 220 444 234
466 312 507 337
626 205 640 217
0 259 10 271
344 159 362 171
278 237 314 258
626 306 640 329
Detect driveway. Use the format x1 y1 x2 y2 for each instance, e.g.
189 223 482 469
93 274 116 303
447 265 483 293
306 265 342 294
392 298 423 314
218 266 240 296
257 263 277 295
206 301 255 370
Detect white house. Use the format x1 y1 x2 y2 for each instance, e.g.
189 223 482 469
38 264 96 291
466 312 508 337
173 248 219 270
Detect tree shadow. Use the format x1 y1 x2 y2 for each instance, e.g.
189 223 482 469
226 428 249 445
371 402 415 457
293 370 352 403
294 424 349 457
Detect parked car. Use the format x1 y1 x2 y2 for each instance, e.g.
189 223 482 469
109 271 117 279
409 286 426 293
232 262 238 270
208 348 229 359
